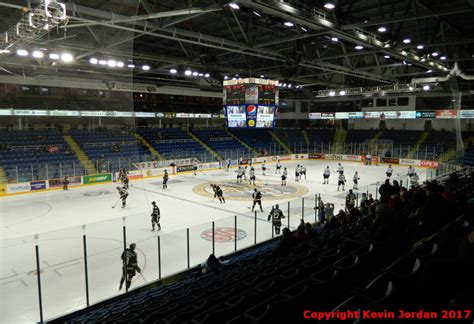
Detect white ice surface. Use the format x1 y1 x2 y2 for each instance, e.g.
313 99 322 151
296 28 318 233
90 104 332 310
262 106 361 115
0 160 426 323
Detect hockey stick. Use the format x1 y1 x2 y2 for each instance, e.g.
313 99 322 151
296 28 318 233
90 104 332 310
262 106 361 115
111 198 121 208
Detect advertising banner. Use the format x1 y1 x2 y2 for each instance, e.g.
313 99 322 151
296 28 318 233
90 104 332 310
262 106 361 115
115 170 143 181
278 156 292 161
348 112 364 119
343 155 362 161
398 111 416 119
197 162 220 170
134 161 161 170
7 182 31 194
309 113 321 120
83 174 112 184
435 110 457 119
399 159 420 166
324 154 344 160
459 110 474 119
49 176 82 188
176 165 196 173
335 112 349 119
382 157 400 164
0 184 6 196
30 181 47 191
416 111 435 118
420 160 439 168
142 167 174 177
308 153 325 159
321 112 335 119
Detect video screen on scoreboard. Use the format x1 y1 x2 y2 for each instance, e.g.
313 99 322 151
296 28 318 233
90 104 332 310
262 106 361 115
257 84 277 105
224 84 246 105
225 104 276 128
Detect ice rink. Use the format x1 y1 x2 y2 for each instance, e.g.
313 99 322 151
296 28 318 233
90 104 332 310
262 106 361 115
0 159 426 323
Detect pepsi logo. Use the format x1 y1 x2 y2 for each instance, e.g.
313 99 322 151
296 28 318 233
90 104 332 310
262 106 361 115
247 105 257 115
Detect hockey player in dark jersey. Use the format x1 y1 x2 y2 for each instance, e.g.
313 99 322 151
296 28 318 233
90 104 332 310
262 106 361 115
267 204 285 234
281 167 287 186
122 173 129 189
63 175 69 190
119 243 141 291
162 170 169 189
117 186 128 208
151 201 161 231
213 184 225 204
345 189 357 211
252 188 263 212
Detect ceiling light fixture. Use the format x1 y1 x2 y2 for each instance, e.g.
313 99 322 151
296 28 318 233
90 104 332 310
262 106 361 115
89 58 98 64
329 91 336 96
383 55 390 59
17 49 28 56
440 56 446 60
229 3 239 10
49 53 60 60
116 62 124 68
99 60 107 65
253 11 261 17
142 65 150 71
431 52 438 57
355 45 363 50
324 3 335 9
127 64 135 68
204 73 210 78
301 27 308 32
331 37 338 42
403 38 411 44
192 71 199 76
60 53 73 62
107 60 117 67
170 68 177 74
32 50 43 58
417 45 424 49
224 75 228 80
423 85 430 91
339 90 346 95
284 21 294 27
377 27 387 32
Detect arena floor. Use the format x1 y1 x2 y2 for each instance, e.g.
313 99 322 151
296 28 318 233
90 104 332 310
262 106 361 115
0 159 426 323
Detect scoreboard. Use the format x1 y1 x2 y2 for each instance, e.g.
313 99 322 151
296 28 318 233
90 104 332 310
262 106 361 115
223 78 279 128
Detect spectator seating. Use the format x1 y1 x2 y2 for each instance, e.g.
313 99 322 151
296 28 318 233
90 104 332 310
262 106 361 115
305 128 336 152
0 129 81 182
137 128 213 162
378 130 424 157
274 128 305 153
192 128 250 159
68 128 150 173
229 129 284 156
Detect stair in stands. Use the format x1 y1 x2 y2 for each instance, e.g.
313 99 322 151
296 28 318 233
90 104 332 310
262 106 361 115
0 166 6 184
63 135 97 175
268 130 292 154
438 134 474 163
302 129 310 147
372 130 384 140
134 133 164 161
188 131 224 161
227 130 259 156
331 129 347 154
408 131 429 158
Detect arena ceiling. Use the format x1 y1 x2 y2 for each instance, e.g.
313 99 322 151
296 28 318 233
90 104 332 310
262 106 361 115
0 0 473 98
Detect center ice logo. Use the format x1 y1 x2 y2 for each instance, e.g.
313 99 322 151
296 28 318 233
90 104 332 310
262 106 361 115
200 227 247 242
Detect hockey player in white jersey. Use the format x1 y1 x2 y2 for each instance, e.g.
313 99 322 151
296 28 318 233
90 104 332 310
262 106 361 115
275 160 282 174
300 165 307 179
353 171 360 190
407 165 415 177
281 167 288 186
261 160 267 175
410 173 419 188
386 165 394 178
249 167 256 185
337 163 344 175
337 172 346 191
323 166 330 184
236 167 243 183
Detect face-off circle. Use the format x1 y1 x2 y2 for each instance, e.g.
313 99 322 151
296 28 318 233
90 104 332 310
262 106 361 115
200 227 247 242
193 180 308 201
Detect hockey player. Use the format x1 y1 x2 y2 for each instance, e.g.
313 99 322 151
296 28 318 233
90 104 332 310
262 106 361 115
151 201 161 231
295 165 301 182
162 170 169 189
226 159 231 172
214 184 225 204
300 165 307 179
117 186 128 208
63 175 69 190
386 164 394 178
243 166 248 181
323 166 330 184
365 153 372 166
119 243 141 291
345 189 357 211
337 172 346 191
249 167 256 185
236 167 243 183
275 159 282 174
353 171 360 190
281 167 288 186
337 163 344 175
407 165 415 177
122 172 129 189
261 160 267 175
410 172 419 188
251 188 263 212
267 204 285 235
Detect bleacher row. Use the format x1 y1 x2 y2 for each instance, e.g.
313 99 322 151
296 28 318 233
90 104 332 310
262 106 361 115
1 128 473 182
57 168 474 324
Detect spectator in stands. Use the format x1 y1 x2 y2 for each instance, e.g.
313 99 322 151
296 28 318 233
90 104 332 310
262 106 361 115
367 193 375 205
201 254 227 274
293 224 306 240
305 222 317 239
297 219 305 232
379 179 393 203
392 180 401 196
272 227 295 257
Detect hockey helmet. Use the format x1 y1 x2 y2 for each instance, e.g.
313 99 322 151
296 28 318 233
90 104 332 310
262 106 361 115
152 201 156 205
130 243 136 249
275 204 279 208
116 186 120 190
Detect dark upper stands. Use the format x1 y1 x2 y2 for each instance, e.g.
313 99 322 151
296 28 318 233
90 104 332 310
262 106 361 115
274 128 305 153
229 128 284 156
192 128 250 159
